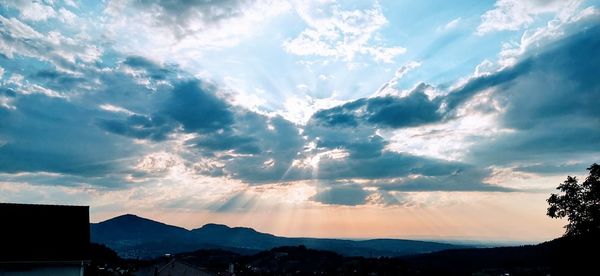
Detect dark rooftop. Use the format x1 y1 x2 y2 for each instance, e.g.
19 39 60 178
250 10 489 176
0 202 90 262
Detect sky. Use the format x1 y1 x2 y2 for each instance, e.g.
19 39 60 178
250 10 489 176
0 0 599 242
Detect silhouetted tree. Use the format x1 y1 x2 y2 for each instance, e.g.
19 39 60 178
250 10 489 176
547 163 600 236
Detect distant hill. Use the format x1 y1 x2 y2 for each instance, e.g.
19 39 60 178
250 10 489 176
398 232 600 275
90 214 467 259
93 233 598 275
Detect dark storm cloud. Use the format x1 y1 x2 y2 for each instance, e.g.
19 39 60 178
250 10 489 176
218 113 305 183
365 90 442 127
96 113 174 141
311 83 442 129
2 2 597 201
122 56 174 80
376 168 515 192
308 23 598 135
310 152 514 193
305 23 600 183
311 183 371 206
0 31 175 181
441 60 531 112
307 58 526 131
305 123 387 160
514 163 589 175
313 152 442 180
94 62 237 141
465 25 600 166
30 69 87 91
0 8 513 195
163 80 235 133
0 87 16 97
193 132 260 154
0 94 141 177
0 56 245 183
1 50 500 193
298 96 511 192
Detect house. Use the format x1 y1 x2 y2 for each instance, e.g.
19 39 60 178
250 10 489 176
0 202 91 276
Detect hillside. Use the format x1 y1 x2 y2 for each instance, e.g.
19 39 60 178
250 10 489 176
91 214 466 259
87 232 600 275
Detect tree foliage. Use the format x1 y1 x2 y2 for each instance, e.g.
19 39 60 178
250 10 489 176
547 163 600 236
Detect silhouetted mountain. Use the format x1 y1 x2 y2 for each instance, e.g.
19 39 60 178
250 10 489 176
91 214 467 259
91 214 190 241
191 223 279 249
120 233 600 275
90 214 202 258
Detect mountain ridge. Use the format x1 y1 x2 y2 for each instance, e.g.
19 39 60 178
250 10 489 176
91 214 468 259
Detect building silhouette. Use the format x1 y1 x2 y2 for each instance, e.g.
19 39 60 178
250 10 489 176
0 202 90 275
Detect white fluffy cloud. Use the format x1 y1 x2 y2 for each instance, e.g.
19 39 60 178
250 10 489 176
1 0 57 21
498 5 598 66
0 15 101 72
374 61 422 96
477 0 583 34
284 1 405 63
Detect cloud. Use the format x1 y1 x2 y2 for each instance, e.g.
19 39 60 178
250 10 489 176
122 56 174 81
1 0 57 22
0 48 169 180
193 131 260 155
307 19 599 133
374 61 422 96
107 0 284 39
394 61 422 80
303 120 387 159
96 113 174 142
164 81 235 133
95 59 237 142
0 15 101 72
284 2 405 63
437 17 462 32
513 162 589 175
312 152 462 180
464 24 600 166
0 47 303 188
363 92 441 128
442 59 531 112
375 170 516 192
1 0 598 205
58 7 77 25
214 113 305 183
16 19 589 194
310 83 442 129
283 22 600 194
477 0 583 34
30 68 86 92
0 93 142 177
0 48 276 193
497 5 599 66
291 112 512 193
311 183 371 206
104 0 290 59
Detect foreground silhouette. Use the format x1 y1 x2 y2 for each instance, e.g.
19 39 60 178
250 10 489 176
547 163 600 236
85 233 600 275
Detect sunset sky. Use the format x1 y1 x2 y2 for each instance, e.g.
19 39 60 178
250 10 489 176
1 0 599 242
